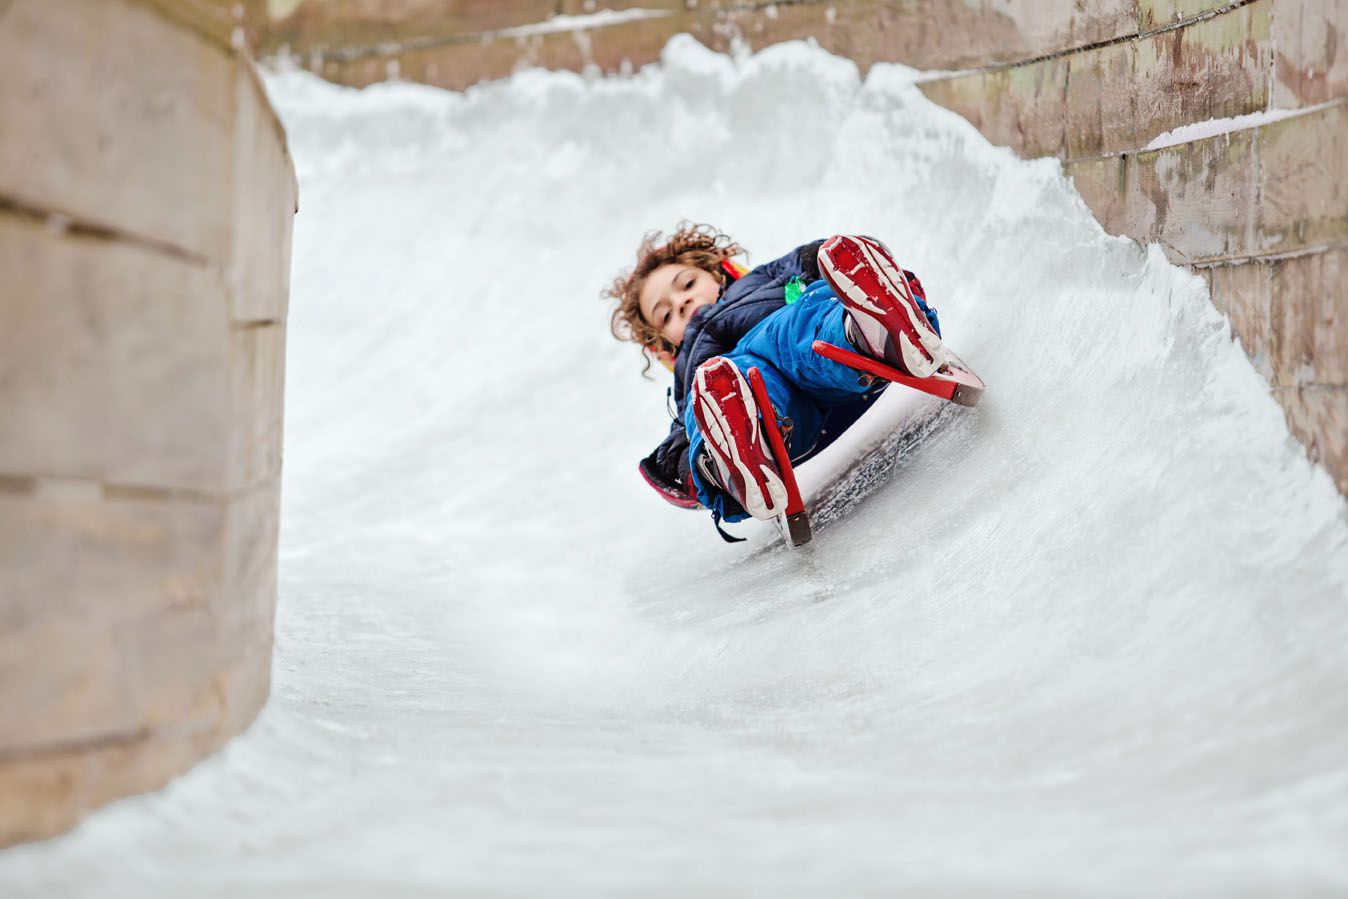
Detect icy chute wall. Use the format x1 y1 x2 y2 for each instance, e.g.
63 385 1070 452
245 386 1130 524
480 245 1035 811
250 0 1348 495
0 0 296 845
1 37 1346 894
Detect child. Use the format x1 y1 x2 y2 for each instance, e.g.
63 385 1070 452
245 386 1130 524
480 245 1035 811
606 223 943 536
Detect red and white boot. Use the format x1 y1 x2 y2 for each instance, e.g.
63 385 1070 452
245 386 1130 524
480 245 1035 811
819 234 945 377
691 356 788 521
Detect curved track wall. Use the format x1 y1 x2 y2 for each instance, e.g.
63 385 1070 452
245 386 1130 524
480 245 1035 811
0 0 296 845
256 0 1345 492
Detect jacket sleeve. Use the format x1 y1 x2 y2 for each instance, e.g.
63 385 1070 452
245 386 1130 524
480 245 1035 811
637 421 700 509
793 238 826 283
730 239 827 298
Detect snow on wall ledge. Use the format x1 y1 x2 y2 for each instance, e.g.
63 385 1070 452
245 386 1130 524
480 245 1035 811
1 35 1345 894
0 0 296 846
247 0 1348 494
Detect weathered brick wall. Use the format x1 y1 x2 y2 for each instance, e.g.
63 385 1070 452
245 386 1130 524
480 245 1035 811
0 0 297 845
251 0 1344 490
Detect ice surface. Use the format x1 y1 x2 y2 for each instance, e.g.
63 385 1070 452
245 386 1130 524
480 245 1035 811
3 36 1347 897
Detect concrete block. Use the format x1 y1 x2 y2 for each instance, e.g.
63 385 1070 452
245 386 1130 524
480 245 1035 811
0 215 285 492
1178 253 1345 498
920 55 1072 159
1206 258 1275 381
0 216 231 490
993 56 1074 159
1257 102 1348 257
0 0 236 261
1070 132 1259 264
0 630 272 846
1131 128 1262 263
264 0 558 58
0 479 280 755
1199 245 1348 498
1064 38 1136 160
1132 0 1272 147
1269 246 1348 388
1272 0 1348 108
220 474 282 632
230 63 299 324
1068 155 1130 243
1275 386 1348 493
228 324 288 494
914 73 994 146
323 28 515 89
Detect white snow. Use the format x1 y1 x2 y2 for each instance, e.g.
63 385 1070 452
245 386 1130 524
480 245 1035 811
1142 99 1344 150
496 8 674 40
2 36 1347 897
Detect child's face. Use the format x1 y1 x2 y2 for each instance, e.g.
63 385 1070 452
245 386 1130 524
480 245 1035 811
637 263 721 348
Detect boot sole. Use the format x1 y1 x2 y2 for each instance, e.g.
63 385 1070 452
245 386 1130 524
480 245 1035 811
819 235 945 377
693 359 789 521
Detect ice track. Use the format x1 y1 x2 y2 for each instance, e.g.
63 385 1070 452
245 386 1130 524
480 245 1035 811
4 37 1347 897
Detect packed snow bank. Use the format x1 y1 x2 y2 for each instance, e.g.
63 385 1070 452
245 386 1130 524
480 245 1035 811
3 36 1346 897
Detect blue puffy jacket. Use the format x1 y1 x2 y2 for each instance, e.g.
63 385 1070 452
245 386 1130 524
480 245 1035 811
638 239 826 506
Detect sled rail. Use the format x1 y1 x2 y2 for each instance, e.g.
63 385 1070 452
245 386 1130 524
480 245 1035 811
811 341 984 407
745 367 812 546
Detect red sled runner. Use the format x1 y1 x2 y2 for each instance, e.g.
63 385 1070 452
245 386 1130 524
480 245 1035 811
746 343 985 547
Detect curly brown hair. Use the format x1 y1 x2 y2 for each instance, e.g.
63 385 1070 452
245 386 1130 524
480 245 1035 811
604 222 743 375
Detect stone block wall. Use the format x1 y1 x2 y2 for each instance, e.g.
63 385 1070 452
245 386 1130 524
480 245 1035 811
246 0 1345 494
914 1 1346 491
0 0 297 845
